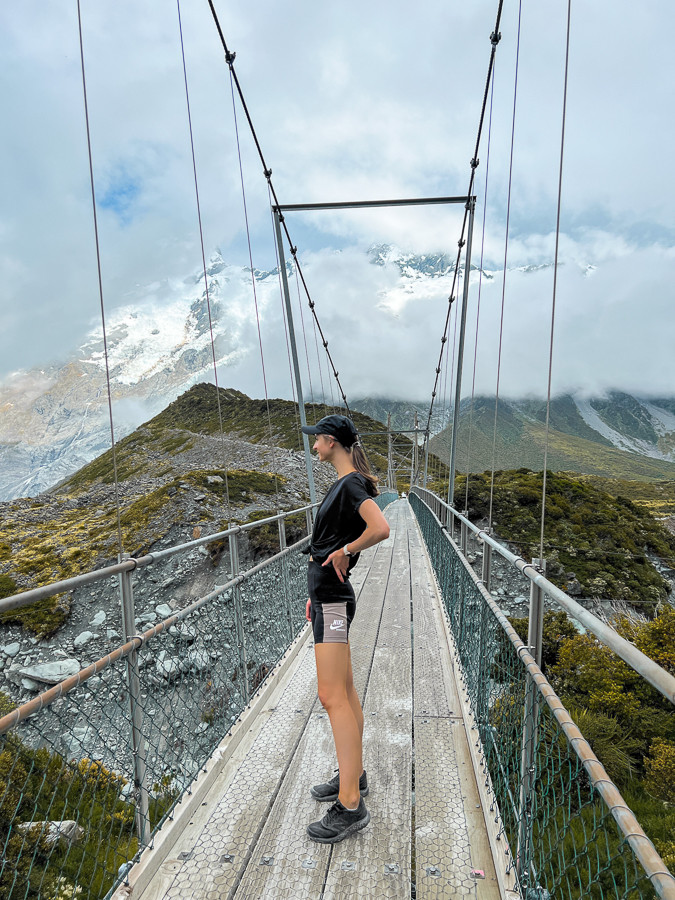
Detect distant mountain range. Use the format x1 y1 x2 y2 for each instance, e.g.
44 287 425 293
428 393 675 480
1 243 673 500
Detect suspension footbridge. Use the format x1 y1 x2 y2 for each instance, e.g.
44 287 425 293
1 1 674 899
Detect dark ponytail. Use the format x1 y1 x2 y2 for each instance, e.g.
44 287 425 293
349 443 379 496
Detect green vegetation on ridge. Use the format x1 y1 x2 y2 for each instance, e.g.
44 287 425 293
503 609 675 874
458 469 675 616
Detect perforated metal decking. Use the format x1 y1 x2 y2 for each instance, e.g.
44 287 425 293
128 501 501 900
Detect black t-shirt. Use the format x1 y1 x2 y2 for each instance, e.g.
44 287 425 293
310 472 373 568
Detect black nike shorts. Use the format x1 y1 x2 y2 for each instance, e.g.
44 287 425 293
308 560 356 644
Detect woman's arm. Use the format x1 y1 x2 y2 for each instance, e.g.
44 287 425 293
323 498 390 582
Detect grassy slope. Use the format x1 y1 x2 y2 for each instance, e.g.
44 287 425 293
2 385 419 635
430 397 675 481
459 469 675 615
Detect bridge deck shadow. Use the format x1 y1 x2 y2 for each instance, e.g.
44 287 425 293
125 500 502 900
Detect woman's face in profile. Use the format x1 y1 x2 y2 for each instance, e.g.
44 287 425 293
313 434 335 461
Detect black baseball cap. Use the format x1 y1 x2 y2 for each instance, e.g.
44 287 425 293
301 414 359 448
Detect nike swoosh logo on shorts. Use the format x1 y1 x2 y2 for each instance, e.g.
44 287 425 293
330 621 345 630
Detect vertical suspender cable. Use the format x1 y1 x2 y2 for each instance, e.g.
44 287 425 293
229 70 281 502
294 266 316 406
76 0 124 560
540 0 572 560
465 63 497 513
488 0 522 531
176 0 231 512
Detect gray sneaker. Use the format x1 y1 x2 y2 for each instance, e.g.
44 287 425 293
307 798 370 843
310 768 368 802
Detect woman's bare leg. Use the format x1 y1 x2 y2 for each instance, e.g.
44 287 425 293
315 643 362 809
345 643 364 772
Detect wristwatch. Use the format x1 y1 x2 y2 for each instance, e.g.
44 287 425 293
343 544 353 557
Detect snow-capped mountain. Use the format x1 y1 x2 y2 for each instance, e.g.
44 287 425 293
0 251 277 500
1 245 673 500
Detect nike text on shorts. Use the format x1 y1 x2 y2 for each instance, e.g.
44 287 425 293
310 600 355 644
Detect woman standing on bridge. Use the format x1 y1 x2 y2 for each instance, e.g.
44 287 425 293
301 414 390 844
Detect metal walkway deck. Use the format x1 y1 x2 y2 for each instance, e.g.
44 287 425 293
123 500 505 900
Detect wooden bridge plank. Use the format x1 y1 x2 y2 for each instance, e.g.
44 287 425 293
323 503 413 899
230 508 400 898
409 508 501 900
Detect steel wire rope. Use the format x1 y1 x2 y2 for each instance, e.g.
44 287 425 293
205 0 351 418
267 185 303 452
228 68 282 504
76 0 124 561
310 313 330 416
539 0 572 562
294 264 316 408
423 1 504 445
176 0 231 513
488 0 522 531
465 60 497 514
445 289 460 500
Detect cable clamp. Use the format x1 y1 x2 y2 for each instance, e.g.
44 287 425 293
278 213 285 223
291 246 298 256
264 167 272 179
225 50 236 66
490 31 502 46
441 335 447 343
458 238 466 248
431 391 436 398
323 340 328 349
470 157 479 169
436 367 441 374
449 295 455 305
309 301 315 309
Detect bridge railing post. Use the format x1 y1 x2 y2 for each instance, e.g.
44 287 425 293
481 531 492 592
118 563 151 848
278 511 294 642
229 527 250 705
517 557 546 888
460 512 468 555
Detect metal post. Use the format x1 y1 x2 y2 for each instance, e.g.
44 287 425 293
448 199 476 507
387 412 394 491
278 511 294 642
118 564 150 848
460 515 468 555
411 412 419 487
423 430 430 488
517 558 546 887
229 528 250 705
273 209 317 507
481 532 492 592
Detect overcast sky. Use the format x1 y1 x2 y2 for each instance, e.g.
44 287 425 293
1 0 674 405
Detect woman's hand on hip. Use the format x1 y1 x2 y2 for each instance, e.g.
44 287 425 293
323 548 348 583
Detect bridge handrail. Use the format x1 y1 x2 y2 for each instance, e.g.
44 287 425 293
409 488 675 899
0 534 309 737
0 502 319 615
0 490 399 900
411 486 675 706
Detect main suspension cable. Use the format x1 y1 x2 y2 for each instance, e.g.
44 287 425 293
76 0 124 560
423 1 504 445
540 0 572 561
205 0 351 417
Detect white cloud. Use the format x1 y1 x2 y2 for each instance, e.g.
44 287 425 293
1 0 674 405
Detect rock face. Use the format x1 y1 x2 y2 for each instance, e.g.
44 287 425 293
16 659 81 686
18 820 84 847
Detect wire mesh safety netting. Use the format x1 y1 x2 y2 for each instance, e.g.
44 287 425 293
0 532 312 900
410 490 672 900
